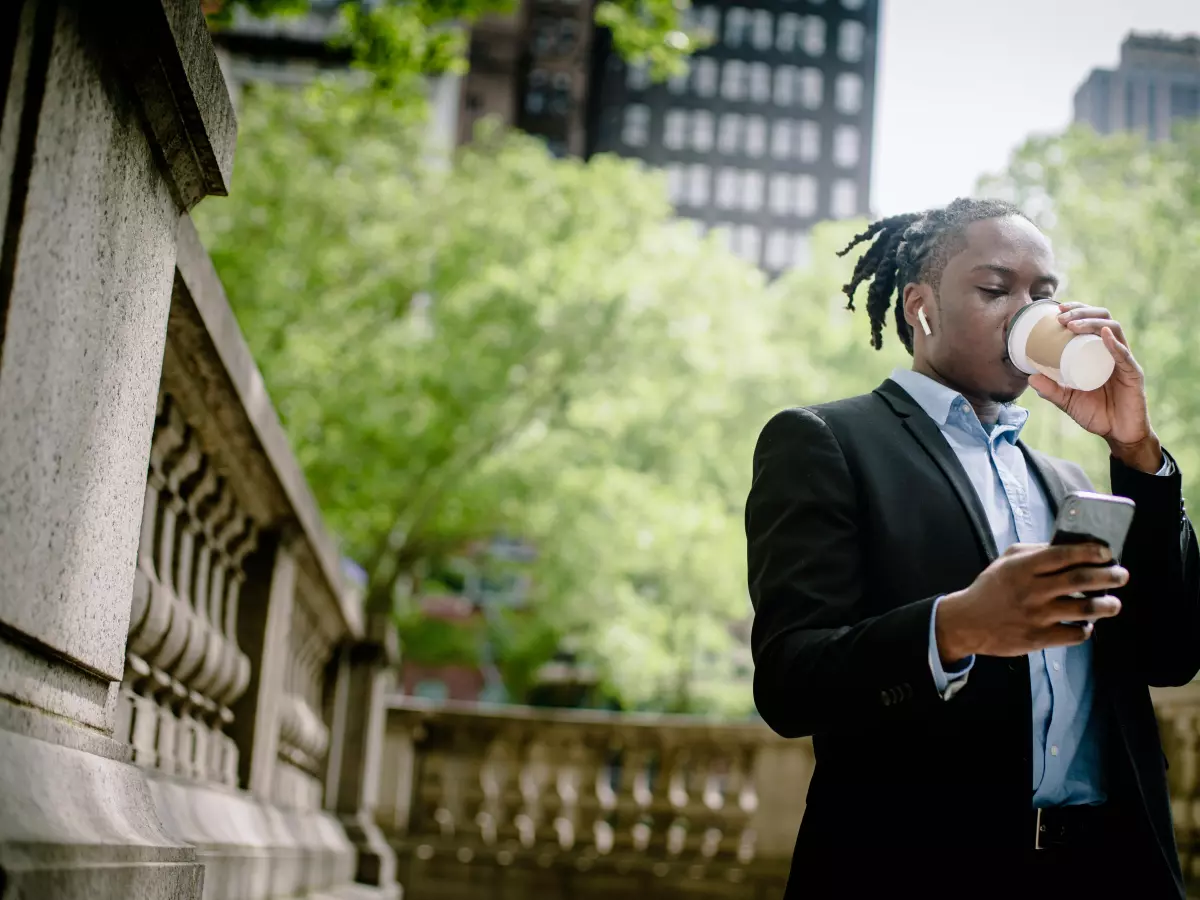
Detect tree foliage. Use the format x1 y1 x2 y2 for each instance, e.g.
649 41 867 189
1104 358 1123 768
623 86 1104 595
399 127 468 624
979 122 1200 508
206 0 709 107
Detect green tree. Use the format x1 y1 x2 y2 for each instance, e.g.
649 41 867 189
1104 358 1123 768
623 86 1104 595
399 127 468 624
979 122 1200 508
195 80 782 715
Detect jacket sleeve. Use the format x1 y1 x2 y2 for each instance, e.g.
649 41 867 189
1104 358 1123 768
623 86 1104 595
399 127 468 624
1107 450 1200 687
746 407 949 739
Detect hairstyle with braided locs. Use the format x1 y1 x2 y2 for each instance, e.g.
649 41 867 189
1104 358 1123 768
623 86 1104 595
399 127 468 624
836 198 1028 354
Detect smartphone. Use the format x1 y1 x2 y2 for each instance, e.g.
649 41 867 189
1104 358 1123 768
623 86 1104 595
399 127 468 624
1050 491 1136 625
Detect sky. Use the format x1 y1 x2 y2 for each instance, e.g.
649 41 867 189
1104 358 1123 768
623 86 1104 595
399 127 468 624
871 0 1199 216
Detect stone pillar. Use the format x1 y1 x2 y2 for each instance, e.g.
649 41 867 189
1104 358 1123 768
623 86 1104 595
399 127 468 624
0 0 234 896
327 610 403 899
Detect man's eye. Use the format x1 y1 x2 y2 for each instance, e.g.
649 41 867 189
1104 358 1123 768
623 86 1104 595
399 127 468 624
979 287 1007 297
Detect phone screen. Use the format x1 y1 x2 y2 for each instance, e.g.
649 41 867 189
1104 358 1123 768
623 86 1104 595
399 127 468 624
1050 492 1136 623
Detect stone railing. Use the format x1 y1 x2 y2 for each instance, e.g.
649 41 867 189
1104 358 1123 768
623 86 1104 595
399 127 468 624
1154 682 1200 891
116 213 402 900
375 699 814 899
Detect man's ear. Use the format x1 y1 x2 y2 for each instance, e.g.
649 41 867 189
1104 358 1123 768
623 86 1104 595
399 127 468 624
902 283 932 333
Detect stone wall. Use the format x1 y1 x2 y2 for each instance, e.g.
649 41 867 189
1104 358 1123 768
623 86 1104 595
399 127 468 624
0 2 400 898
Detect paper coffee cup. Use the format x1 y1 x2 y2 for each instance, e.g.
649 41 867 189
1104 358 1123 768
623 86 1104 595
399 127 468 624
1006 299 1114 392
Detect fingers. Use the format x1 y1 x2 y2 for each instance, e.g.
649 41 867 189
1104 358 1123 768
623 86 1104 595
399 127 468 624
1057 305 1129 346
1038 621 1096 648
1022 542 1111 573
1039 564 1129 600
1102 326 1143 376
1037 594 1122 626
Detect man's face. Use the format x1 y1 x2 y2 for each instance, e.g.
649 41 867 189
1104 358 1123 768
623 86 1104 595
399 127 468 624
925 216 1060 404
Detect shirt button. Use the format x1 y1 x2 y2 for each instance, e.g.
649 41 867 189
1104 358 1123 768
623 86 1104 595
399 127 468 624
1050 746 1059 757
1052 661 1061 672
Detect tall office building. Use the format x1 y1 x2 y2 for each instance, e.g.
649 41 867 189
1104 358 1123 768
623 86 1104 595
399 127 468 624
586 0 880 273
1073 33 1200 140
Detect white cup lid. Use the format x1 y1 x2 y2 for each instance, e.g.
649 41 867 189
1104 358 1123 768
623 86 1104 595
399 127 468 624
1059 334 1115 391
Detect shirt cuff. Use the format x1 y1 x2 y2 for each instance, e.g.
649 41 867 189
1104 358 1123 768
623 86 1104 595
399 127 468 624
928 595 974 699
1156 455 1175 476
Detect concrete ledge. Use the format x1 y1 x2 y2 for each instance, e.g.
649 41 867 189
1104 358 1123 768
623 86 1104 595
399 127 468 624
97 0 237 209
0 727 202 899
147 773 358 900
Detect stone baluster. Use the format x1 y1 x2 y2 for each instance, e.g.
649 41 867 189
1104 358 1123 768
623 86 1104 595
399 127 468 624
1168 710 1200 881
212 516 256 786
171 459 223 779
620 742 657 855
478 735 515 847
552 733 585 852
591 734 620 856
515 738 552 849
732 742 761 864
661 743 691 858
143 402 204 774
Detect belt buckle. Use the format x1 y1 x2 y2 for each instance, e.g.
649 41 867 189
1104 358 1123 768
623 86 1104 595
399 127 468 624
1034 808 1044 851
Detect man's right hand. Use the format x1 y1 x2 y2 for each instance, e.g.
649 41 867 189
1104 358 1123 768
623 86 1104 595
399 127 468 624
935 542 1127 662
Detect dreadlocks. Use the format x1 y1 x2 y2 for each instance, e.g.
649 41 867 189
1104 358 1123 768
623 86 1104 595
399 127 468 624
836 198 1027 353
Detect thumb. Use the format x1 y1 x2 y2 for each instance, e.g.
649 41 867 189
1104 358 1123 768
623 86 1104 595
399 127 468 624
1028 373 1067 407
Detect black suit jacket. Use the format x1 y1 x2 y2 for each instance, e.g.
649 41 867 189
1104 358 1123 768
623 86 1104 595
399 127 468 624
746 379 1200 899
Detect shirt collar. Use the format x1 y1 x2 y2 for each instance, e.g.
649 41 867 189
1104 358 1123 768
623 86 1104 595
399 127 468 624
888 367 1029 440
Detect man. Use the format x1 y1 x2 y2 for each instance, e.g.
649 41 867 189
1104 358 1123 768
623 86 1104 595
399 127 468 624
745 198 1200 899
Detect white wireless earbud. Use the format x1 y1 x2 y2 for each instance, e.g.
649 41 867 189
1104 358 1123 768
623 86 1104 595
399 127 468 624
917 307 932 336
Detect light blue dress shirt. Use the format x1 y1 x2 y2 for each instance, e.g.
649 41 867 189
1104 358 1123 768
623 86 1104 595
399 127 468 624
889 367 1138 809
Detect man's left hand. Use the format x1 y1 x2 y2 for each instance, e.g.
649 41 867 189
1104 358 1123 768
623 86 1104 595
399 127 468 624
1027 302 1163 473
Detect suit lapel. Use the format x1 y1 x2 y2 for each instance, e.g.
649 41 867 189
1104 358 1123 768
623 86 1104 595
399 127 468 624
874 379 999 562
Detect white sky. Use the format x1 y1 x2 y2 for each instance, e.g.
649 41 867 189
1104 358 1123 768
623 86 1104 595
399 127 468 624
871 0 1199 216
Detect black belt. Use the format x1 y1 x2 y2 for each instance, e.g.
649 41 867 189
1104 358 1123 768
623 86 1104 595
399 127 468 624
1032 803 1116 850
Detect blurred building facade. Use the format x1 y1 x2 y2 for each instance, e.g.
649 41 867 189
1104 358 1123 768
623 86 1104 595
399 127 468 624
1074 32 1200 140
587 0 880 273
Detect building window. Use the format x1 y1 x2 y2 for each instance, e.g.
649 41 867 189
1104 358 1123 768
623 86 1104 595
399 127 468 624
687 164 710 206
1147 81 1158 138
841 0 864 9
838 20 865 63
751 10 773 50
771 120 791 158
694 58 719 98
738 225 762 264
801 16 826 57
745 115 766 156
793 232 812 267
717 113 742 154
695 5 720 39
692 110 715 151
799 68 824 109
622 103 650 146
835 73 863 113
626 62 649 91
526 70 549 114
743 170 764 210
668 69 689 95
776 13 801 52
549 73 572 115
768 174 791 215
725 7 749 47
765 230 791 270
832 179 858 218
664 164 686 204
721 60 746 100
774 65 796 106
1171 84 1200 121
716 168 742 209
795 175 818 216
749 63 772 103
663 109 688 149
413 679 449 701
833 124 859 167
797 121 820 161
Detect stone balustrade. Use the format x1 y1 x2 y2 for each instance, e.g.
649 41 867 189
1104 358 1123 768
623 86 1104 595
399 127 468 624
1154 682 1200 890
375 699 813 899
